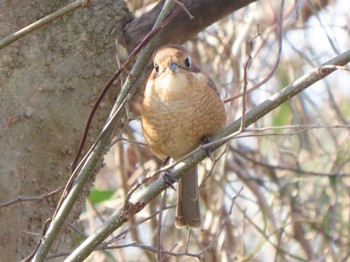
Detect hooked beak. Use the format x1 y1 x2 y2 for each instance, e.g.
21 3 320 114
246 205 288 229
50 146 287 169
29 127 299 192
169 61 178 73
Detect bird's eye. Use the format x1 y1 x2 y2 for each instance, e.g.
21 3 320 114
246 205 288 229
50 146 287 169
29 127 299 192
184 57 192 69
154 63 160 74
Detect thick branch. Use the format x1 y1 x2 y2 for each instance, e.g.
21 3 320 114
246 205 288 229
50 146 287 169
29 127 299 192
124 0 257 51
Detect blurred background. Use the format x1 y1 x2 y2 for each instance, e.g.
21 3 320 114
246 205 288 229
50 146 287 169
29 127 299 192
78 0 350 261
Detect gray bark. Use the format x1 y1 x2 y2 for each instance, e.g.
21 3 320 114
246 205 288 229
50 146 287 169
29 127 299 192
0 0 131 260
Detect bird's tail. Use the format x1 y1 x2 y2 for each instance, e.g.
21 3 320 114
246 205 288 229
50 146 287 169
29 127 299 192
175 166 201 228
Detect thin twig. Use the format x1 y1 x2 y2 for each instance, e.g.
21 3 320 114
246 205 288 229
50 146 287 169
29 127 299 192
174 0 194 19
198 187 243 256
240 40 252 132
230 146 350 177
0 187 62 208
0 0 89 50
157 191 167 261
224 0 285 104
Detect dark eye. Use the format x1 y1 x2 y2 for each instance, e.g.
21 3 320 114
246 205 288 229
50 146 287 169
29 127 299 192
154 63 160 74
184 57 192 68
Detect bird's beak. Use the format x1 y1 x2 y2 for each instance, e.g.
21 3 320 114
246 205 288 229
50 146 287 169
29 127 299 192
169 61 178 73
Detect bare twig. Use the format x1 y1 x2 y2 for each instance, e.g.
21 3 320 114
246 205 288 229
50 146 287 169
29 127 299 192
198 187 243 256
0 0 89 50
240 39 253 132
157 191 167 261
174 0 194 19
0 187 62 208
224 0 285 104
230 145 350 177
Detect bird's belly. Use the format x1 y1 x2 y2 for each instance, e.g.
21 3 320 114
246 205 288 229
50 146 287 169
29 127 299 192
141 94 225 160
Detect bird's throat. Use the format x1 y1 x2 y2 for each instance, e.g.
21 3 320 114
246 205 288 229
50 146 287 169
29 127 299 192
155 73 192 102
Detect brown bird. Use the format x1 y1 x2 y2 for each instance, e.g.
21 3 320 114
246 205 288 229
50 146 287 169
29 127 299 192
141 45 227 228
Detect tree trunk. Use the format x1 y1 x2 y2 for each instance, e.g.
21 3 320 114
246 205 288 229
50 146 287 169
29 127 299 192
0 1 131 260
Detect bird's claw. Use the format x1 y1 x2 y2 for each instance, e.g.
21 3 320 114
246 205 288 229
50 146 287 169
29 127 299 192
201 136 214 160
162 171 177 191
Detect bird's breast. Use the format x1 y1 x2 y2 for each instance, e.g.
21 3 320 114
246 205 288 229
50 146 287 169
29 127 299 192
154 72 193 102
141 72 226 160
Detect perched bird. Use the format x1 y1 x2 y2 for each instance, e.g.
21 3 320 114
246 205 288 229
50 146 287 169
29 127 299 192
141 45 227 228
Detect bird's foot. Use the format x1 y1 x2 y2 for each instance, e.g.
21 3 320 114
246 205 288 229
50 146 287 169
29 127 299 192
201 136 214 161
161 171 178 191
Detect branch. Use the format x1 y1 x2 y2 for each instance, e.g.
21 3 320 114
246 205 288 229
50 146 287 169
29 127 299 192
64 49 350 261
0 0 90 50
124 0 257 51
0 188 62 208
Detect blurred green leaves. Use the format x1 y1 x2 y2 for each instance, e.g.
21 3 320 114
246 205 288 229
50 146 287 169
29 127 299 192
89 189 114 204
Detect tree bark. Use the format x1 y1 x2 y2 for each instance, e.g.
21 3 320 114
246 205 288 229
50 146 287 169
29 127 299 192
0 0 131 260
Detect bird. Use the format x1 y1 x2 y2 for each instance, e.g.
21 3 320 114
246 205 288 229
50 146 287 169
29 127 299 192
141 44 227 228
